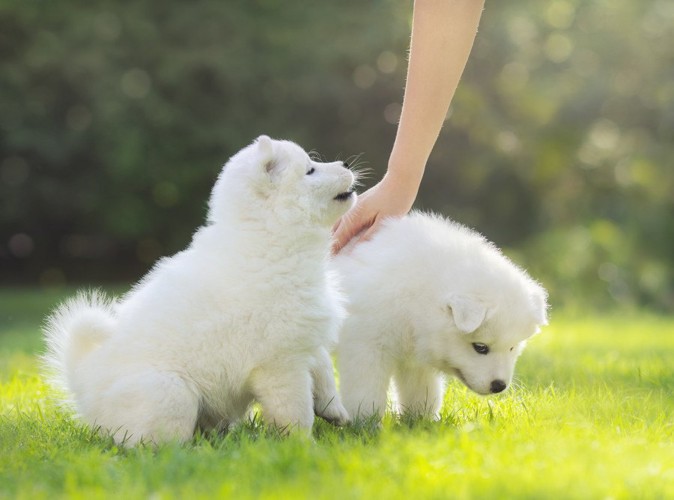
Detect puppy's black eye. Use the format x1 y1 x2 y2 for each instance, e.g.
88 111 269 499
472 343 489 355
306 167 315 175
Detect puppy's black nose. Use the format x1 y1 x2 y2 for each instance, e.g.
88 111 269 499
343 161 349 168
490 380 507 393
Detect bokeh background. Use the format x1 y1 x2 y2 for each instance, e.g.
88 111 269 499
1 0 672 311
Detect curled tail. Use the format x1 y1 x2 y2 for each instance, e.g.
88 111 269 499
42 290 116 398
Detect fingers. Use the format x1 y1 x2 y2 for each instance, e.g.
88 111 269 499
331 228 350 255
332 176 414 253
332 210 370 254
332 210 381 254
355 219 381 246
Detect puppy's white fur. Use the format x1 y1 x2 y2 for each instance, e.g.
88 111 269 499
331 212 548 420
43 136 355 445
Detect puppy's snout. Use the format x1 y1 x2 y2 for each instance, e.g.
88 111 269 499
490 380 507 393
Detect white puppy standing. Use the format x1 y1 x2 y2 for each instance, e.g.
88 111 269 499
43 136 355 445
332 212 548 421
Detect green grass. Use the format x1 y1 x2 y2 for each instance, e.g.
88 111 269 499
1 287 673 499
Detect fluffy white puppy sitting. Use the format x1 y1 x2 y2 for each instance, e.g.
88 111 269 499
331 212 548 421
43 136 355 445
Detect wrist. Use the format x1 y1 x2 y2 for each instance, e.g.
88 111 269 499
379 170 421 211
384 160 424 195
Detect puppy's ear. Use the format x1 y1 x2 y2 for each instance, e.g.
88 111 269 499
256 135 273 156
255 135 280 178
447 294 492 334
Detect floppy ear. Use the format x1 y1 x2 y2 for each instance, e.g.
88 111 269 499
255 135 280 178
447 294 491 334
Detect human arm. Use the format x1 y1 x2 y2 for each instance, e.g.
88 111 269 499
332 0 485 252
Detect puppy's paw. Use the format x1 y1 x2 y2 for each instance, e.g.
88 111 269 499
314 395 350 426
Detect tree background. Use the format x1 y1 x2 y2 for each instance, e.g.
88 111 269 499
1 0 672 311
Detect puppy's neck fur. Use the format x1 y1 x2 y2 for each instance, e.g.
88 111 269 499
193 218 331 271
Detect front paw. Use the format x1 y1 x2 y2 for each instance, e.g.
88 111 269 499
314 395 350 426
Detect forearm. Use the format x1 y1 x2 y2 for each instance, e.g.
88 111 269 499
388 0 485 188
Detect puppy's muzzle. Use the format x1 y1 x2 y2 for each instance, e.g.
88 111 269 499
334 190 355 201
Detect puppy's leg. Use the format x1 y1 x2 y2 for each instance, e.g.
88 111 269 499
311 347 349 425
250 362 314 434
393 367 444 419
338 339 392 422
92 370 199 446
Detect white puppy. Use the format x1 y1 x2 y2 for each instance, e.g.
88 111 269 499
43 136 355 445
332 212 548 421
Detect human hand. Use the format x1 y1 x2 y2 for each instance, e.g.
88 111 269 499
331 172 418 253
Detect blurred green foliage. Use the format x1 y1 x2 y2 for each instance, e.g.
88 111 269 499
1 0 672 310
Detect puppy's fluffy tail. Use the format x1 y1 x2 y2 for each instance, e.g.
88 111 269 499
42 290 116 397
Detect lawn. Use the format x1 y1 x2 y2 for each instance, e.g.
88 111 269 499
1 287 673 499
